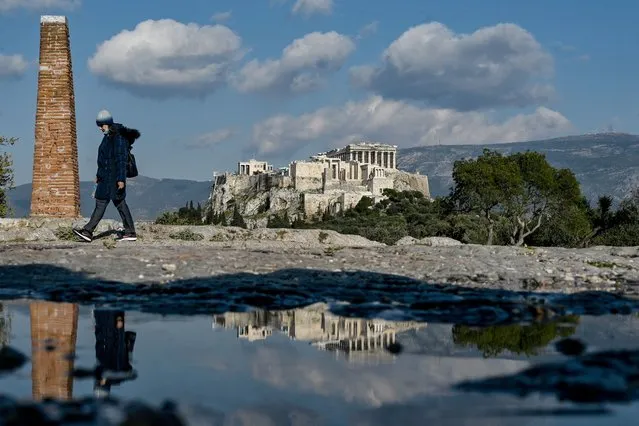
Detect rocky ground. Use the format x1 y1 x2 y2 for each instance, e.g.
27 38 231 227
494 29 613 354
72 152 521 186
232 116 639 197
1 218 639 296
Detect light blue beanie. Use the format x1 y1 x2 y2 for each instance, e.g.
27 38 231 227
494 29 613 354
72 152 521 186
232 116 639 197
96 109 113 126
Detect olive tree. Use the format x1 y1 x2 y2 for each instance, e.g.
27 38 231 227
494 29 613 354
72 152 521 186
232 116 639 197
450 149 589 246
0 135 17 218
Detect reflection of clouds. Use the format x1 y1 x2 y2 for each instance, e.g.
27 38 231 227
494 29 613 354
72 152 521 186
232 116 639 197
175 404 322 426
249 346 528 407
350 395 542 426
173 396 546 426
224 405 321 426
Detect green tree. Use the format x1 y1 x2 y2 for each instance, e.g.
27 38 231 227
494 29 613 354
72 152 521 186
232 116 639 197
450 150 521 245
589 189 639 246
0 136 17 218
267 211 290 228
450 150 588 246
230 205 247 228
155 200 205 225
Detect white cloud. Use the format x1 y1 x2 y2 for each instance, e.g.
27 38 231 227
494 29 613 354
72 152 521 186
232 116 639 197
0 0 79 11
250 95 573 156
357 21 379 40
88 19 244 98
187 128 235 149
0 54 28 79
350 22 554 111
292 0 333 16
231 31 355 94
211 10 232 23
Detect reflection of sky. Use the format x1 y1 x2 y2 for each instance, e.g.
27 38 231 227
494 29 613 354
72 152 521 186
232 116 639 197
0 302 638 425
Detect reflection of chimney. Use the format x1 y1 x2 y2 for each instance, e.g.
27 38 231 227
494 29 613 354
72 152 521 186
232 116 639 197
30 301 79 401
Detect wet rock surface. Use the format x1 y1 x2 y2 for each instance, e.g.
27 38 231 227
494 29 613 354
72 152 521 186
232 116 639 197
0 261 638 324
455 339 639 404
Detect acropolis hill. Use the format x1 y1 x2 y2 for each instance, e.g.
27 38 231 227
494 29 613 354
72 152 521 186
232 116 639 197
205 142 431 228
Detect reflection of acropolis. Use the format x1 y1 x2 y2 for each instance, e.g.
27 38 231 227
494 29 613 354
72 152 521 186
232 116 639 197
213 303 425 360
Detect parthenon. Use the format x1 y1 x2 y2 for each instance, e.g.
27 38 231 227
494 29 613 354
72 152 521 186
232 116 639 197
323 142 397 169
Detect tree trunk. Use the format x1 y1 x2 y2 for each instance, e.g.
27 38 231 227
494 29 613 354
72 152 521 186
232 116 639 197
485 212 494 245
513 214 544 246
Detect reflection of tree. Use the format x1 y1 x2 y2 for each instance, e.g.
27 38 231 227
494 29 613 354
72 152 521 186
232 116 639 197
452 316 580 358
0 303 10 346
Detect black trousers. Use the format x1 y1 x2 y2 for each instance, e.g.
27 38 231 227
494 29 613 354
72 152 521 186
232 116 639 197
84 198 136 234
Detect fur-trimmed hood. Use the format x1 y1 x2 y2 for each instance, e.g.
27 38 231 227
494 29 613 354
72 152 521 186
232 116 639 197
111 123 141 145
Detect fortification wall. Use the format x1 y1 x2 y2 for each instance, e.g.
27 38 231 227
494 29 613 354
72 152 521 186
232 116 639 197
291 162 325 191
369 177 395 197
323 180 368 193
388 170 431 197
303 192 370 218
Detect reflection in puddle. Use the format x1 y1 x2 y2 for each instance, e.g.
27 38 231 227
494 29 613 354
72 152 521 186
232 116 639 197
213 305 426 362
30 301 78 401
93 309 138 397
452 316 580 358
0 300 638 425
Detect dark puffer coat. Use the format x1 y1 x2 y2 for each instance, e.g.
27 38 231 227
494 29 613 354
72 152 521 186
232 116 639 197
94 124 139 201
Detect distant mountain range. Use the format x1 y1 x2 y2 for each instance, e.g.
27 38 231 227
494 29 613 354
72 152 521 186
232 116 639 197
397 132 639 202
7 176 212 220
6 132 638 219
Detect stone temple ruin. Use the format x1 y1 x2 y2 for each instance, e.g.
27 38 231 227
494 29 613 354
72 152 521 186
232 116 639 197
206 142 430 227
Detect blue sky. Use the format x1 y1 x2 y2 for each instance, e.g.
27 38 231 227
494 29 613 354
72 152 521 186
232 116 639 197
0 0 636 185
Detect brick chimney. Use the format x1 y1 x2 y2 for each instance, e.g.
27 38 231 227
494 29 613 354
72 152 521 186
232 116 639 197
30 15 80 217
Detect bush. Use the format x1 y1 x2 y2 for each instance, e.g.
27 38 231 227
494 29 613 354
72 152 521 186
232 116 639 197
156 201 204 225
168 229 204 241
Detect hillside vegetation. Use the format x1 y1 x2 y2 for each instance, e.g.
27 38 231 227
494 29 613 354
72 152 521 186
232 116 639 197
157 149 639 247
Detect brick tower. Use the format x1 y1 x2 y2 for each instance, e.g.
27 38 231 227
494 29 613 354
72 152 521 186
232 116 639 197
30 301 79 401
30 15 80 217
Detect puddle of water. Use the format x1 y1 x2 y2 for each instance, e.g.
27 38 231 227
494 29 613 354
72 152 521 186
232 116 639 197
0 300 638 425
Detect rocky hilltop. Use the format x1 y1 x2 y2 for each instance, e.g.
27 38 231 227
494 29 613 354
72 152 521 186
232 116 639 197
206 168 429 228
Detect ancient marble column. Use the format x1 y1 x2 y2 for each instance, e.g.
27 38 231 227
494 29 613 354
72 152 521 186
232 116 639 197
30 301 79 401
30 15 80 217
